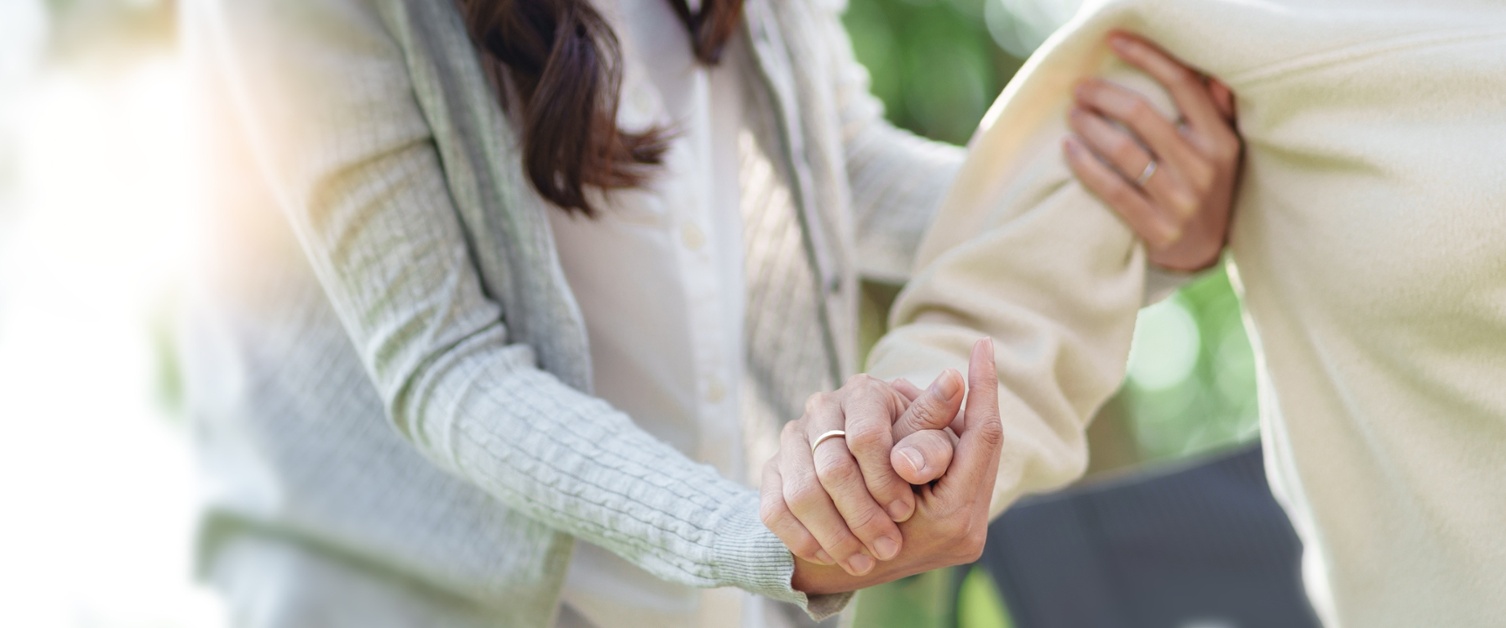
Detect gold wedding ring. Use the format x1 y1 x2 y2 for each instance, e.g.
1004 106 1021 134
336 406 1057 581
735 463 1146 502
810 429 847 454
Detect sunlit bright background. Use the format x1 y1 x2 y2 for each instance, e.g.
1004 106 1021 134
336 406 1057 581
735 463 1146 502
0 0 1256 626
0 1 223 626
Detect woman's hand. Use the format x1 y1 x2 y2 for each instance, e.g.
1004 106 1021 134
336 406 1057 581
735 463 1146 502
1064 32 1243 272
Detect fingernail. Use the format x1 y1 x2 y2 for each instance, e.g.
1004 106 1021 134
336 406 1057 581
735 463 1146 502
897 447 925 477
814 549 834 565
845 553 876 576
874 536 900 561
887 499 913 522
1074 83 1090 100
1109 35 1132 53
929 370 961 399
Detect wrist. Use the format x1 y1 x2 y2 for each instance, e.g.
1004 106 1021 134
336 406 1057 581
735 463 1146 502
792 556 860 596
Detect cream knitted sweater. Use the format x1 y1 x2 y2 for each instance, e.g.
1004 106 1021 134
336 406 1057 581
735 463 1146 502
868 1 1506 626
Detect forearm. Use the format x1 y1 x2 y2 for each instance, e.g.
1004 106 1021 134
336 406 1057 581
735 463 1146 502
402 332 802 596
867 43 1156 518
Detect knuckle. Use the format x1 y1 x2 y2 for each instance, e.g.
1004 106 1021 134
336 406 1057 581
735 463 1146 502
1168 189 1200 218
844 505 885 537
785 482 824 513
791 537 825 561
906 399 942 428
1077 82 1099 102
802 394 819 416
804 392 835 416
1190 164 1216 193
846 423 886 453
804 400 840 428
781 419 801 441
1106 183 1138 208
815 454 864 491
1170 65 1197 87
1065 140 1092 168
830 532 867 557
845 373 876 388
975 416 1005 451
759 497 787 528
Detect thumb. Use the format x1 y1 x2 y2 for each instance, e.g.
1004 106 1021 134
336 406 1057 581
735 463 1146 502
891 428 956 484
933 338 1003 504
892 368 965 442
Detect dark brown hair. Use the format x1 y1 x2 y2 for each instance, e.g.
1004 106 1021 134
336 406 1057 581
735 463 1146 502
458 0 745 216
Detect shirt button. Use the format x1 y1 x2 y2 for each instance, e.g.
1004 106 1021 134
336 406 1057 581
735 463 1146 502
681 222 706 251
706 376 726 403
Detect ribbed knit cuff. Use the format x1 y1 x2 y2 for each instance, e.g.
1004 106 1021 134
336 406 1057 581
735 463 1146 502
711 498 855 620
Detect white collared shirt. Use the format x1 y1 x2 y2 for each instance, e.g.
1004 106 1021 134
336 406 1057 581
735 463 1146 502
548 0 790 626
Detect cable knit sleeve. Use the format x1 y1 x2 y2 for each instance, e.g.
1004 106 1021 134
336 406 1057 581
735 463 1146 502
194 0 847 615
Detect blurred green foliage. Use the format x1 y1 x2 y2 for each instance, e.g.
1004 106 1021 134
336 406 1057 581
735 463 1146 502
1120 267 1259 463
844 0 1260 625
845 0 1025 145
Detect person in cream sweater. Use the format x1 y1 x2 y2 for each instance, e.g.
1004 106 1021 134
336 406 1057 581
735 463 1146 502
764 0 1506 626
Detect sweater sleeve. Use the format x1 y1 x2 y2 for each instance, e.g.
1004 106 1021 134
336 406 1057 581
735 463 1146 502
866 16 1181 518
194 0 846 614
814 3 967 285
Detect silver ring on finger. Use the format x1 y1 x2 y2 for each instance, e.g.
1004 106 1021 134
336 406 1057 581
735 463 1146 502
1135 159 1158 188
810 430 847 454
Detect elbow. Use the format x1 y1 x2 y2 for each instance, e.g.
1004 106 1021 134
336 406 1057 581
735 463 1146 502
368 316 518 448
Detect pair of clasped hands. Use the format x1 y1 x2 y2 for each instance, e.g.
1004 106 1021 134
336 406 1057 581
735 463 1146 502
760 338 1001 595
759 33 1245 595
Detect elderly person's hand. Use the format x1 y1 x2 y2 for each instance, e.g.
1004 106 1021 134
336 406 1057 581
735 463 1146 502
760 339 997 586
1065 32 1243 272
